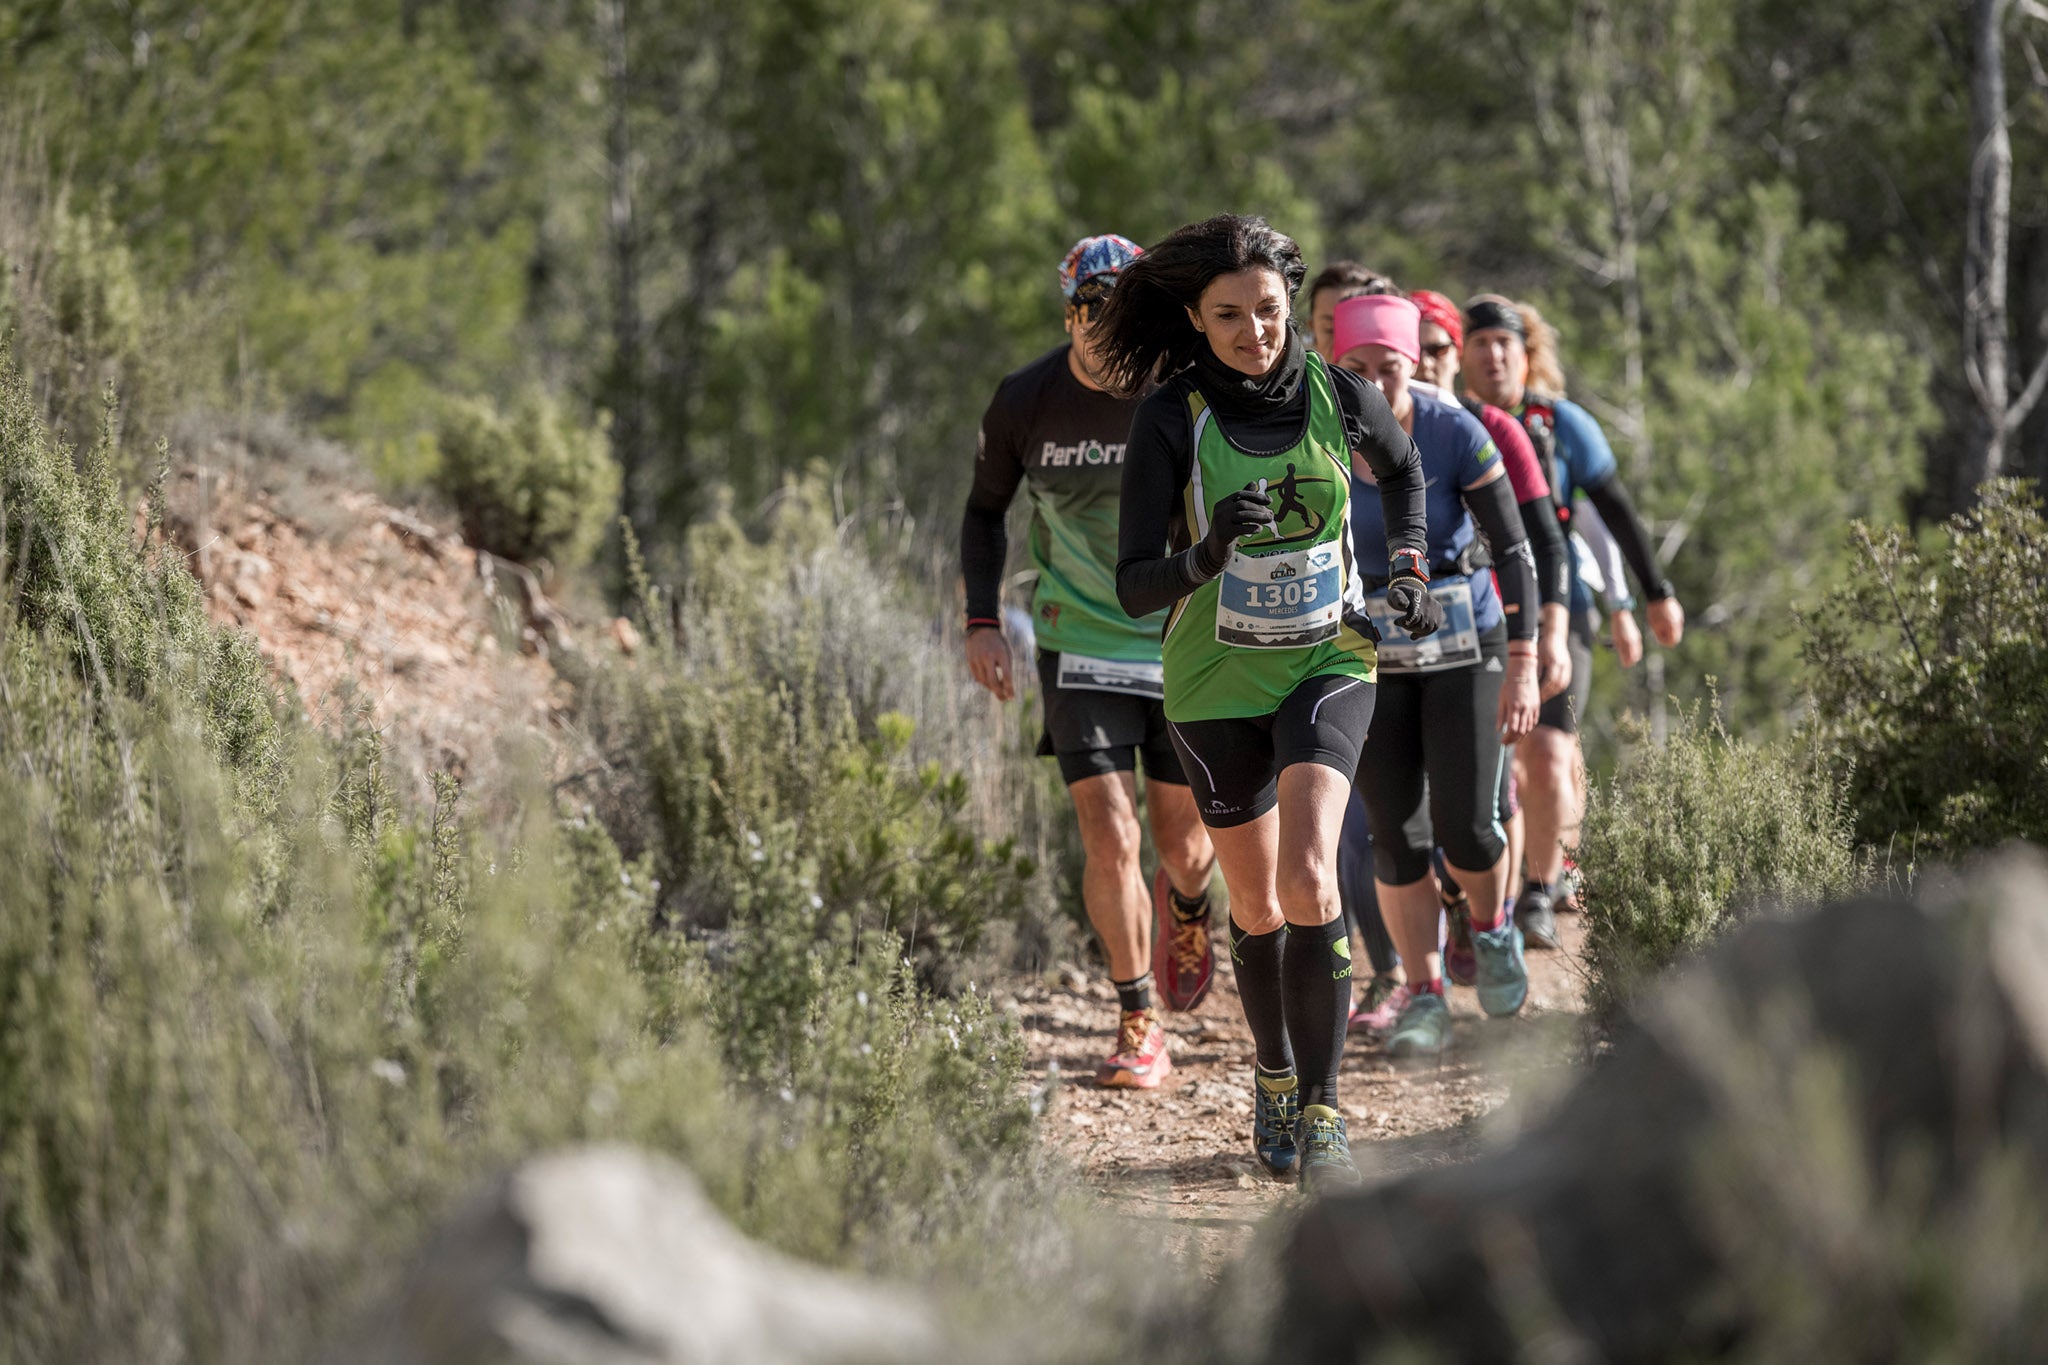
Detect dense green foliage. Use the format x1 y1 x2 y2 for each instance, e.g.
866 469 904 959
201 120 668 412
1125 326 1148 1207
0 358 277 796
432 389 620 568
0 157 184 463
0 358 1050 1363
10 0 2030 729
1804 481 2048 863
1581 485 2048 1007
1577 710 1861 1015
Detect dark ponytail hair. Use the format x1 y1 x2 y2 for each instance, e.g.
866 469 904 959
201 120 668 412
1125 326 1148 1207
1091 214 1308 397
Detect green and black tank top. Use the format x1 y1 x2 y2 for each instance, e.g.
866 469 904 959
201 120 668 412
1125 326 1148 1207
1161 351 1378 723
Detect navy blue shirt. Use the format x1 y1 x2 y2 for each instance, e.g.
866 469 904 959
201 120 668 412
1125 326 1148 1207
1349 383 1504 631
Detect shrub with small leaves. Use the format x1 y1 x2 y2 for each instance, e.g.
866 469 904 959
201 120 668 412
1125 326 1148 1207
567 472 1072 983
0 352 278 804
0 149 192 466
1579 706 1862 1016
432 388 620 567
1802 480 2048 864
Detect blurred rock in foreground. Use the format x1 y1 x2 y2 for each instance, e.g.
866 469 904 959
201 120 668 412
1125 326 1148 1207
1279 847 2048 1361
336 1145 938 1365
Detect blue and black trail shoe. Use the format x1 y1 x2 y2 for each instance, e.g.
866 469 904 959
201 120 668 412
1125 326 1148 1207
1253 1069 1301 1177
1298 1104 1360 1195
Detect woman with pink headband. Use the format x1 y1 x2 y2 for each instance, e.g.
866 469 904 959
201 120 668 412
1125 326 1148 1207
1406 287 1573 987
1332 292 1541 1059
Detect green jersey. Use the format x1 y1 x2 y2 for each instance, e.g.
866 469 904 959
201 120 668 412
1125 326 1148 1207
1161 352 1378 722
962 344 1165 661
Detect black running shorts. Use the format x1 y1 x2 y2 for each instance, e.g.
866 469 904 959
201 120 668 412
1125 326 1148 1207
1165 671 1376 829
1357 624 1510 886
1035 650 1188 788
1535 608 1597 735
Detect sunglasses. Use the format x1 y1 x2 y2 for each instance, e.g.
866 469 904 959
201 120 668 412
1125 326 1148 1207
1421 340 1456 358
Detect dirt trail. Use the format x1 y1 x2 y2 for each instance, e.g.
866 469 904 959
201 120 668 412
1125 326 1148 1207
1008 915 1593 1269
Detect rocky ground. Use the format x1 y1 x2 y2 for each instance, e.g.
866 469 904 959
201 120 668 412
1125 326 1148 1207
155 448 600 802
1009 915 1593 1271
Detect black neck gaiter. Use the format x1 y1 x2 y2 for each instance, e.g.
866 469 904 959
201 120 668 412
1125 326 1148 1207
1188 321 1309 423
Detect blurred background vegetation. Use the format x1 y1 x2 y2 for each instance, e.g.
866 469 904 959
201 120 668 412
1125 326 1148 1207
6 0 2044 738
2 2 2046 1360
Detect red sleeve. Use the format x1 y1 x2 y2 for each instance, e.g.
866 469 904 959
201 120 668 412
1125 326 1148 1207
1481 404 1549 502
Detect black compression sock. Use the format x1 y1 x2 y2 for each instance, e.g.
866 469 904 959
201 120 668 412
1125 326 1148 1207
1228 922 1293 1073
1169 885 1211 924
1282 919 1352 1110
1112 972 1153 1014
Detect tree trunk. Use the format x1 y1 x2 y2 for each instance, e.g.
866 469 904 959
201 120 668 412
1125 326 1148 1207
2021 222 2048 485
601 0 647 543
1574 0 1666 738
1958 0 2048 502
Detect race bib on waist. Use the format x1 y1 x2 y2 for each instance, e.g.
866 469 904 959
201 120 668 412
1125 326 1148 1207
1365 579 1482 673
1215 541 1344 649
1055 653 1166 700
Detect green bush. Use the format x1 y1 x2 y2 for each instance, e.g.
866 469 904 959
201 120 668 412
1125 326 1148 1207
567 472 1077 982
0 143 186 462
0 353 278 804
1579 706 1862 1015
432 388 620 568
1802 480 2048 863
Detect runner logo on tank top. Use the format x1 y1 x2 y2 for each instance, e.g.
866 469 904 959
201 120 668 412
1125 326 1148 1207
1214 464 1345 648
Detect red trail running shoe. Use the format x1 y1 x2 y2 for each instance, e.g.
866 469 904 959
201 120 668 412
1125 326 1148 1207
1097 1007 1172 1089
1153 868 1215 1012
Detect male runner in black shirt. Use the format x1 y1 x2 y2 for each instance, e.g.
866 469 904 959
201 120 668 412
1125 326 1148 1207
960 235 1218 1087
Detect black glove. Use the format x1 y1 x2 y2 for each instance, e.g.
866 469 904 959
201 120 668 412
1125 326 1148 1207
1386 575 1444 638
1196 484 1276 574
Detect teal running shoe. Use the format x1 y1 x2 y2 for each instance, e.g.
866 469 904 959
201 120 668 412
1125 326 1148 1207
1443 898 1477 987
1386 991 1451 1062
1471 919 1529 1018
1253 1070 1301 1177
1297 1104 1360 1196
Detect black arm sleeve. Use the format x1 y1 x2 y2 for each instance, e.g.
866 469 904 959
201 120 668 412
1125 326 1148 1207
1518 491 1571 610
1115 392 1214 618
959 398 1027 624
1465 474 1537 642
1581 474 1673 600
1329 367 1427 563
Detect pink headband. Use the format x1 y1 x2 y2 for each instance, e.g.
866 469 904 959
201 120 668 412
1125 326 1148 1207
1333 294 1420 365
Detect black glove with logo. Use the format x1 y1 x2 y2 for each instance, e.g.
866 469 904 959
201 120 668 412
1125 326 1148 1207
1385 574 1444 638
1195 483 1276 576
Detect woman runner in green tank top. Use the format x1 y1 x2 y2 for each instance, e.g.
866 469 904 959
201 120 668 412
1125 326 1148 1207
1161 349 1381 721
1100 215 1439 1195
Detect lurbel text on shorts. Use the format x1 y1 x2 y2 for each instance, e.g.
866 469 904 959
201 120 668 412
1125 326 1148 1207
1040 439 1126 467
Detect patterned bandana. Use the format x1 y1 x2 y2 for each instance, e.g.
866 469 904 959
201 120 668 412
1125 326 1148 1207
1059 233 1144 303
